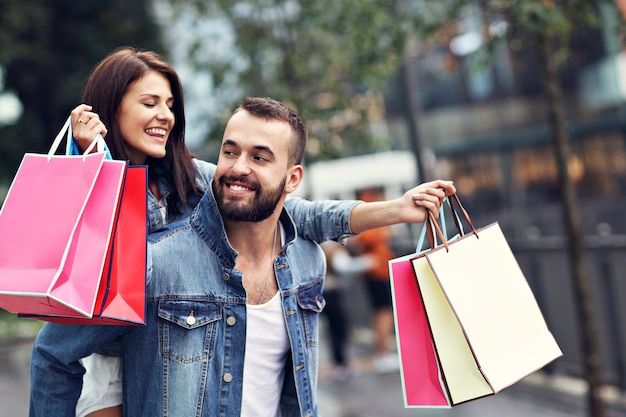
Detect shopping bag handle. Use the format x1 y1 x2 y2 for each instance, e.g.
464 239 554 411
426 194 478 252
416 197 452 252
47 116 107 161
65 117 113 160
448 194 477 236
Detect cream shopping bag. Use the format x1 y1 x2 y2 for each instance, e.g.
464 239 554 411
411 195 563 406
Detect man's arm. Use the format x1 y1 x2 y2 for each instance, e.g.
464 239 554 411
349 180 455 234
284 197 361 242
284 180 455 241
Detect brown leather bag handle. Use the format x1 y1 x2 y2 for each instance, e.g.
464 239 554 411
427 210 449 252
425 194 478 252
448 193 478 238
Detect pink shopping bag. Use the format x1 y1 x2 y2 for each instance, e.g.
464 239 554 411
389 197 462 408
0 117 127 318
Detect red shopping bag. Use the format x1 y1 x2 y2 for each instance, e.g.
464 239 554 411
22 165 148 325
93 165 147 324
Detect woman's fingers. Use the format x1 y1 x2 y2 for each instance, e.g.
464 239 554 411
69 105 108 152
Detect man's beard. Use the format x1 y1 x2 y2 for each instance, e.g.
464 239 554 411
213 175 286 222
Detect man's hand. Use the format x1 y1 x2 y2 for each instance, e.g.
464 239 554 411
397 180 456 224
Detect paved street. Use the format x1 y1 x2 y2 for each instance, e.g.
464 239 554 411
2 332 626 417
315 328 626 417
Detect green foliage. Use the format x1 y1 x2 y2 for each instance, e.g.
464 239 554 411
164 0 424 160
0 0 167 183
496 0 598 66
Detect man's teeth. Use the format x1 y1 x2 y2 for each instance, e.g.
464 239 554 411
229 184 250 191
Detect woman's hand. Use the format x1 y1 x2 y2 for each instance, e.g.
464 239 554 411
70 104 108 153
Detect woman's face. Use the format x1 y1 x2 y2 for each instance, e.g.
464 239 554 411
118 70 175 164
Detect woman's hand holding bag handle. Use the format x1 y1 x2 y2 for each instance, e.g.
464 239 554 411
62 115 113 159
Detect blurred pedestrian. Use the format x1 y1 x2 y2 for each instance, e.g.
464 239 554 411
320 241 373 380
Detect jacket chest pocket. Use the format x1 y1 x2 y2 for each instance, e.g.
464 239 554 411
295 281 326 344
158 300 221 363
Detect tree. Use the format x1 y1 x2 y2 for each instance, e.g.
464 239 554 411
0 0 166 183
521 3 607 416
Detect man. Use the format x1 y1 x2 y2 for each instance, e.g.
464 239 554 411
30 97 454 416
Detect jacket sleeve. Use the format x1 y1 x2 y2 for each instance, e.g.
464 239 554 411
29 323 129 417
284 197 362 243
192 158 216 191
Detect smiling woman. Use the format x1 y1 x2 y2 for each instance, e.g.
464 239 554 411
66 47 203 417
70 47 197 214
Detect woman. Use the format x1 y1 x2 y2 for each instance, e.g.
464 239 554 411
70 47 210 417
71 48 209 232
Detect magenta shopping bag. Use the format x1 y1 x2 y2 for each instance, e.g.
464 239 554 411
389 198 460 408
389 254 449 407
0 117 127 318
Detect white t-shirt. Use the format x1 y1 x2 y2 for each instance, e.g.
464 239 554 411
240 291 290 417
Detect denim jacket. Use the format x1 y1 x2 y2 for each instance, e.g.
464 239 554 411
147 159 214 231
30 178 359 417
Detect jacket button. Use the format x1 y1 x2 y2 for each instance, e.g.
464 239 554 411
223 373 233 382
222 272 230 281
186 312 196 326
226 316 236 326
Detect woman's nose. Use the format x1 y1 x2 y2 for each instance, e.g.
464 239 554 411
157 104 174 122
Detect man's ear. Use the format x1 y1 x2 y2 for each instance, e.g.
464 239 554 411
284 164 303 194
